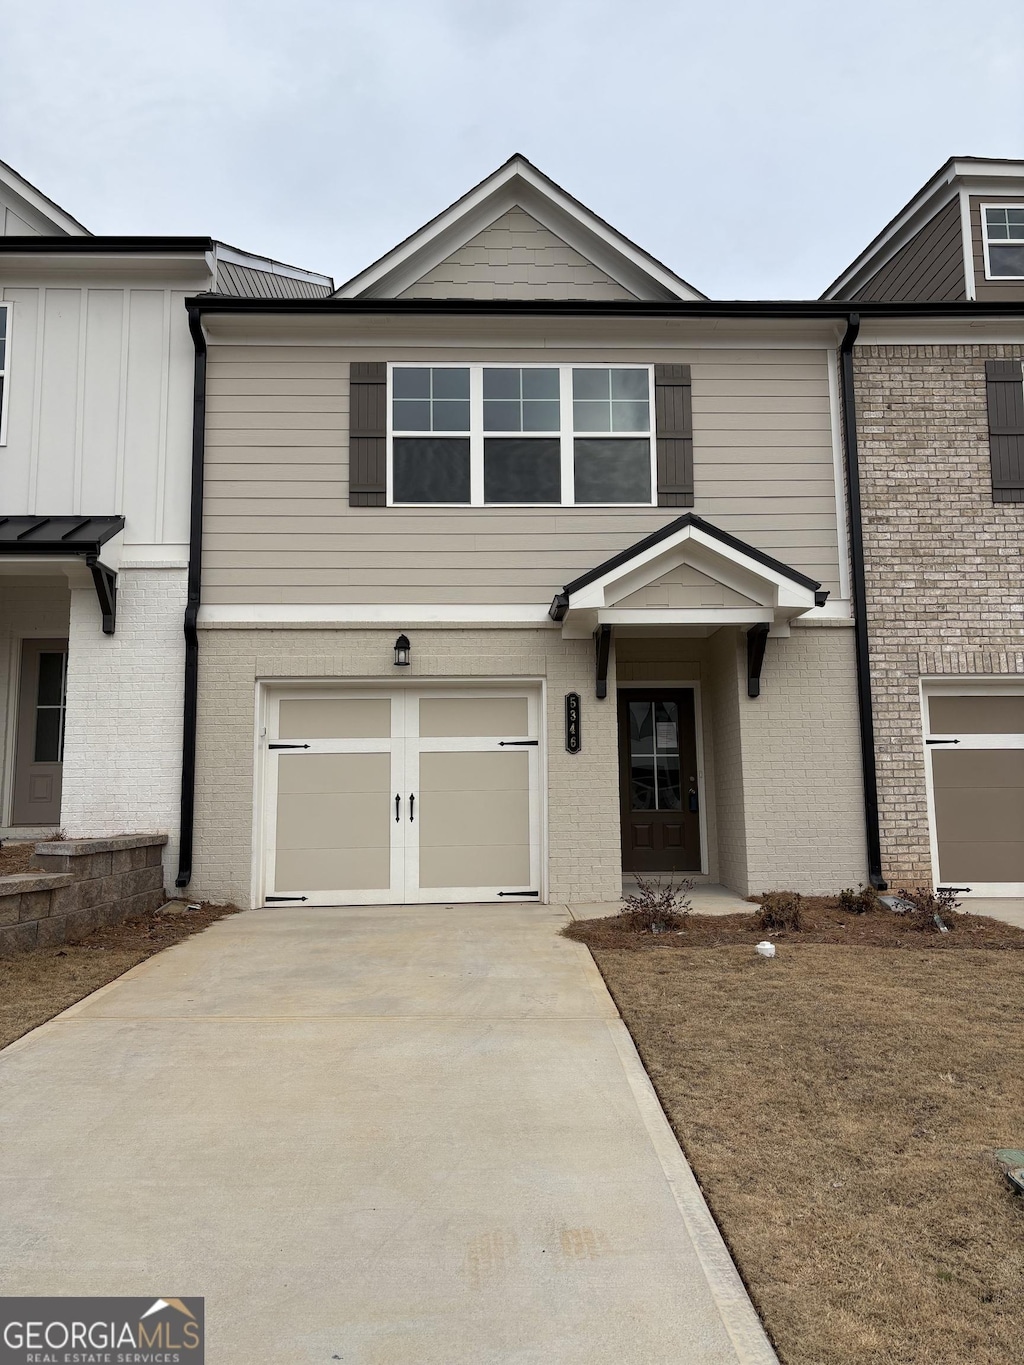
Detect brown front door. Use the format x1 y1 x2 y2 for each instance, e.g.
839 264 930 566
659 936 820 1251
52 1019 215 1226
618 689 701 874
12 639 68 826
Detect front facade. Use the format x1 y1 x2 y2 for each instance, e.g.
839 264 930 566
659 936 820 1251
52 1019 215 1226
185 158 868 908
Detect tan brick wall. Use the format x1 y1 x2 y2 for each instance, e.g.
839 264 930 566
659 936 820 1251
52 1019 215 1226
740 623 867 894
191 626 623 907
855 344 1024 885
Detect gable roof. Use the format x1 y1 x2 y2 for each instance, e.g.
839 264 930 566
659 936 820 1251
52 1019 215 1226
822 156 1024 300
0 157 90 236
335 154 706 302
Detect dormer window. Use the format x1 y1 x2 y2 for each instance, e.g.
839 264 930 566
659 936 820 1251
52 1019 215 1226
983 206 1024 279
388 364 654 506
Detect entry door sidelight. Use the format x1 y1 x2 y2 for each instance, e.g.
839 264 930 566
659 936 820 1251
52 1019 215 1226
12 639 68 826
618 689 701 874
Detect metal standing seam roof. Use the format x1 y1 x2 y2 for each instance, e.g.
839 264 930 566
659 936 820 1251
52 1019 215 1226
0 515 125 550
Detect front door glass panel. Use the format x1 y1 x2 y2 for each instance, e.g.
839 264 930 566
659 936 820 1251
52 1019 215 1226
628 700 681 811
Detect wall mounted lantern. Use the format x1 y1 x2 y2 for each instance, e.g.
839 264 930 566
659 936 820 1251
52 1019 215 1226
393 634 411 667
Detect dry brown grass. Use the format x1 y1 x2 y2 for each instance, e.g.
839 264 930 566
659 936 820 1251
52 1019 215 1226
593 945 1024 1365
0 903 242 1051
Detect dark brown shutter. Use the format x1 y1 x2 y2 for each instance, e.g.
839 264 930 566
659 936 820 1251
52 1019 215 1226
349 361 387 507
985 359 1024 503
654 363 693 507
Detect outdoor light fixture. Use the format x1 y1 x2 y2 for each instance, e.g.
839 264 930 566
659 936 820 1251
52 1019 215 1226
393 634 411 667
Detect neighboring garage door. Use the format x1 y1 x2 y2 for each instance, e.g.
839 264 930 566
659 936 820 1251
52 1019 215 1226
926 691 1024 896
262 687 541 906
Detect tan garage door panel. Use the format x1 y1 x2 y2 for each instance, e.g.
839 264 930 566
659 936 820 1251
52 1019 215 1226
279 697 392 739
418 750 531 889
929 694 1024 735
933 749 1024 883
418 695 530 738
275 752 391 891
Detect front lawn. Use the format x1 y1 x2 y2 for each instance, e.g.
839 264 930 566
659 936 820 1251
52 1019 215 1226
578 919 1024 1364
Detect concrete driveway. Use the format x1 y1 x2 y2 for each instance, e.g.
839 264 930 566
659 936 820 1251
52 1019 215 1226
0 904 775 1364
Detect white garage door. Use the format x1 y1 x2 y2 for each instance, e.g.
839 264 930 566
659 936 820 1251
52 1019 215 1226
262 687 542 905
926 691 1024 897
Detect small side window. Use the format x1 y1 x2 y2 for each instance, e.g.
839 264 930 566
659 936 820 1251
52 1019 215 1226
983 205 1024 280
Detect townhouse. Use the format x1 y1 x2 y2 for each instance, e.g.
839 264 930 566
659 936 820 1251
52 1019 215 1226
0 159 332 882
826 157 1024 898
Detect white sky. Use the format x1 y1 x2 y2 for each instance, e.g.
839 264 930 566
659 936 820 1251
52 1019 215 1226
2 0 1023 297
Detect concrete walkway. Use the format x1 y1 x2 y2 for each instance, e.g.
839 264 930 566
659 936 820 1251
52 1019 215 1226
0 904 775 1364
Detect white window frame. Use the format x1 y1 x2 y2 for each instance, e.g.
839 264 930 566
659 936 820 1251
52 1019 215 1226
0 302 11 447
385 362 657 508
919 678 1024 898
980 203 1024 281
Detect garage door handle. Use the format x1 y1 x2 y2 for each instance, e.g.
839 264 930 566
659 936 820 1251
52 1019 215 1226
409 794 415 822
395 794 401 822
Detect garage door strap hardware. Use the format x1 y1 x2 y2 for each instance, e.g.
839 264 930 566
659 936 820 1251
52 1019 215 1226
925 738 960 745
269 742 311 749
266 895 309 902
498 739 538 746
498 891 540 897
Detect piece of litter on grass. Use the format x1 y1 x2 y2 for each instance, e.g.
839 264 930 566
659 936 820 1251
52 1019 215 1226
186 903 201 912
755 941 776 958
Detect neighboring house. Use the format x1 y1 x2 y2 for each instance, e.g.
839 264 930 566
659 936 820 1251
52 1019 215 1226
0 158 333 881
181 155 870 908
826 158 1024 899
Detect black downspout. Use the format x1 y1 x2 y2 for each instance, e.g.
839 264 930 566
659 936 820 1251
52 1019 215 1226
839 313 886 890
175 306 207 888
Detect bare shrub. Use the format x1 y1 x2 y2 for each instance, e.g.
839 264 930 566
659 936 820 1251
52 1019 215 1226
756 891 804 932
894 886 961 932
620 876 695 934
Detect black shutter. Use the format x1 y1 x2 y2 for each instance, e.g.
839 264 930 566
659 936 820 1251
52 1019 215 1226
985 359 1024 504
654 363 693 507
349 361 387 507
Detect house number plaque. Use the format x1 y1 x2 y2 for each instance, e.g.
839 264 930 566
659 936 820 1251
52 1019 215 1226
565 692 582 753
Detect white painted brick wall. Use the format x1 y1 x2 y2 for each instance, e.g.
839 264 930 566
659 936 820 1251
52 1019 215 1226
60 567 186 882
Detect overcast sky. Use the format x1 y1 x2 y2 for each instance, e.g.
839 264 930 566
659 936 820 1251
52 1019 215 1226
3 0 1022 297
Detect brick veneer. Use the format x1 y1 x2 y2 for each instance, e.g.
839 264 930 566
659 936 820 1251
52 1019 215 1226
854 343 1024 886
0 834 168 955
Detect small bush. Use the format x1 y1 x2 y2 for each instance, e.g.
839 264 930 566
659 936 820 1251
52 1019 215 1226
757 891 804 932
893 886 961 932
620 876 694 934
837 884 881 915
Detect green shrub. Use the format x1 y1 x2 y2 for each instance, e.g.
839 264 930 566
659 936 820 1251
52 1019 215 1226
757 891 803 931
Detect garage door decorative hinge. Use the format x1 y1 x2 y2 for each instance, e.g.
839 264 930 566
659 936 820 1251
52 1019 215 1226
269 743 311 749
498 740 538 746
497 890 540 897
925 738 960 745
266 895 309 902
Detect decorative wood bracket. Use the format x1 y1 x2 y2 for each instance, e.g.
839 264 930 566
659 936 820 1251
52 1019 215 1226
594 623 612 700
86 555 118 635
746 622 769 698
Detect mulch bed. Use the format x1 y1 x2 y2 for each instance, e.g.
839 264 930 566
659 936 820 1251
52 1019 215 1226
565 896 1024 951
0 901 243 1051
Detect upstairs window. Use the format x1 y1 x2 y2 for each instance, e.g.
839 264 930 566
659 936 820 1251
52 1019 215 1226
983 206 1024 279
389 364 654 506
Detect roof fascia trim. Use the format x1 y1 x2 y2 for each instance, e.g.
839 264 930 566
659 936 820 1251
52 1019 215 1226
213 242 334 287
0 159 90 235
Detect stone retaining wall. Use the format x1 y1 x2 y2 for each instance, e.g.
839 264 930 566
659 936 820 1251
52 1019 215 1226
0 834 168 955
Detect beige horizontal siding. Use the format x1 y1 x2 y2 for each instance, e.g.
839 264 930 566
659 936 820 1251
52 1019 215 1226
202 343 842 604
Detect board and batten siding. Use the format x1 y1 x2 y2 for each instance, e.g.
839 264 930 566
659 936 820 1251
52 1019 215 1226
202 343 842 606
1 284 198 547
851 197 966 302
969 196 1024 301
